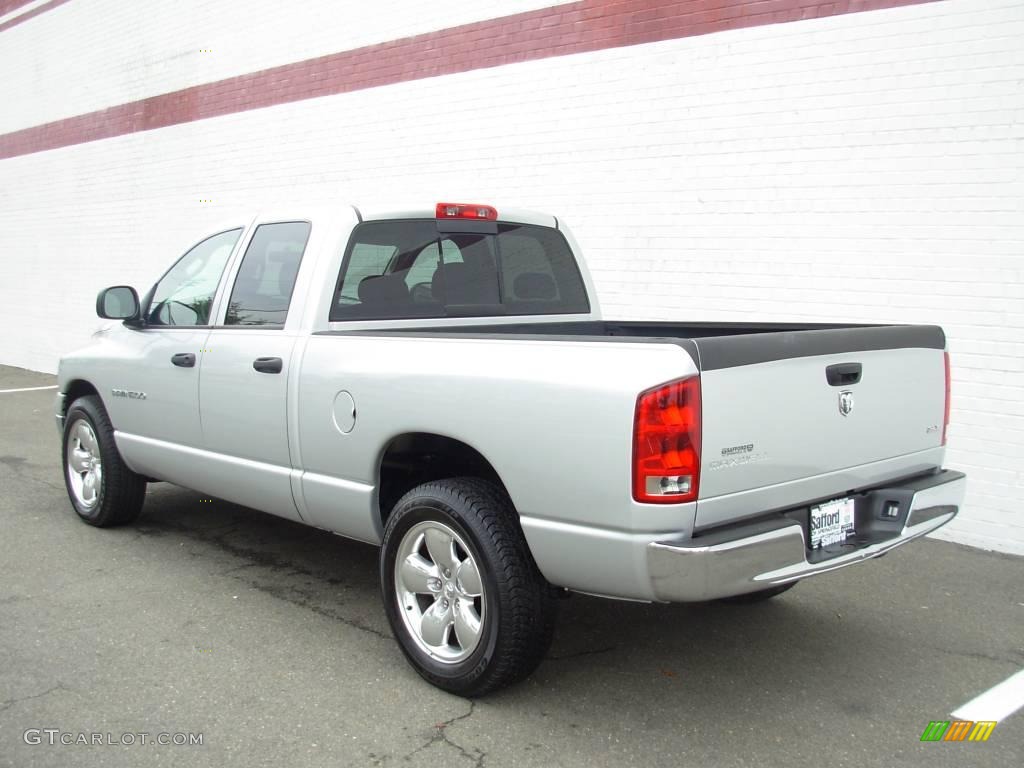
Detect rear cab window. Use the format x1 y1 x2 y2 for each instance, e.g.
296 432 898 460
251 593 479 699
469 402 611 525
329 220 589 321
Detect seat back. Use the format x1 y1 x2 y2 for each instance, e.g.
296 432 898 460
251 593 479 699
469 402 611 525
358 274 411 311
431 262 498 305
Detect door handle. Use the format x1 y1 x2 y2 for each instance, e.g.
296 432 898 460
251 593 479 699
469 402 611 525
253 357 283 374
826 362 862 386
171 353 196 368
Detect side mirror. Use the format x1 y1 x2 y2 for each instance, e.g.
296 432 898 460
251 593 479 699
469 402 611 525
96 286 140 320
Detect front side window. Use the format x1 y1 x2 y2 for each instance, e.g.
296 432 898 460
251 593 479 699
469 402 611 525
329 221 589 321
147 229 242 326
224 222 311 326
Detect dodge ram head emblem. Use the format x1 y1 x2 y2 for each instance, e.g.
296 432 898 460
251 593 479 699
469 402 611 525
838 390 854 417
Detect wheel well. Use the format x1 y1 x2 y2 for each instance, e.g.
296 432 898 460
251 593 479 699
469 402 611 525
378 433 508 526
62 379 100 415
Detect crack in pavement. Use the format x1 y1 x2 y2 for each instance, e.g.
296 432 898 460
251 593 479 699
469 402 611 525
0 464 66 493
548 645 618 661
134 516 243 540
0 683 68 713
26 478 392 645
218 562 259 577
135 517 393 641
237 578 393 641
403 701 486 767
928 644 1022 668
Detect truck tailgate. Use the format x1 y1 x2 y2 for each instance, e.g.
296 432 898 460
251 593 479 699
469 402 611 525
695 326 947 517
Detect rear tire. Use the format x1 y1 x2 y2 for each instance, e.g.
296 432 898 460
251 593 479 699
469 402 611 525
380 477 557 696
62 395 146 527
718 582 797 604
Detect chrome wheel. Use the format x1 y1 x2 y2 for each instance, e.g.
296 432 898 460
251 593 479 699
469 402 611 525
393 520 485 664
66 418 102 510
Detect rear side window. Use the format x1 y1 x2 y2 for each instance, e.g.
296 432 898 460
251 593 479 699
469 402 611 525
329 220 589 321
224 222 311 326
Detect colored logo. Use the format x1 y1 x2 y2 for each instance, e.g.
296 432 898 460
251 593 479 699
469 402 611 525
920 720 997 742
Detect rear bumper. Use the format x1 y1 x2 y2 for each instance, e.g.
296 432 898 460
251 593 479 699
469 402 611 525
647 470 966 602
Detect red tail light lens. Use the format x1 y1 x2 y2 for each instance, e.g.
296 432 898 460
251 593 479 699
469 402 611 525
633 377 701 504
435 202 497 220
942 351 951 446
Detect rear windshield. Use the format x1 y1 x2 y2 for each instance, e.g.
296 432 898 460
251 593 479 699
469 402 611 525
329 220 590 321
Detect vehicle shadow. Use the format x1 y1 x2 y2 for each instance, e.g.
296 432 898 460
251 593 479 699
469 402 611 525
132 484 926 723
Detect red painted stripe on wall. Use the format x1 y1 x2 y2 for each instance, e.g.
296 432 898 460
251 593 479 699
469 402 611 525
0 0 941 160
0 0 36 16
0 0 71 33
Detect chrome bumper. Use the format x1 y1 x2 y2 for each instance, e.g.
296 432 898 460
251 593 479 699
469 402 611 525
647 470 966 602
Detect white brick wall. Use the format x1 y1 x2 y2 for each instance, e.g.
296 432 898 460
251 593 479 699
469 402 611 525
0 0 1021 553
0 0 576 133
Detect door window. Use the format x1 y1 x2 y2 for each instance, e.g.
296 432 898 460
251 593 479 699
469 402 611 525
146 229 242 326
224 222 312 326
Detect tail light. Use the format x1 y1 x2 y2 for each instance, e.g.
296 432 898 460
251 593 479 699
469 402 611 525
436 202 497 220
633 376 701 504
942 351 951 445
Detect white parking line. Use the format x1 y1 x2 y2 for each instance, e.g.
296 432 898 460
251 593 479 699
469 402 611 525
0 385 58 394
952 669 1024 722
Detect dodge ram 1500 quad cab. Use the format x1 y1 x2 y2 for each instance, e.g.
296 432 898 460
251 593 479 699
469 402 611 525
57 202 965 695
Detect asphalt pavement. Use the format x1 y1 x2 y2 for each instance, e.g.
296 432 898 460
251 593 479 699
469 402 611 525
0 364 1020 767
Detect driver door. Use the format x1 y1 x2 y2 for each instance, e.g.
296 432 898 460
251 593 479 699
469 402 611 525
108 228 244 484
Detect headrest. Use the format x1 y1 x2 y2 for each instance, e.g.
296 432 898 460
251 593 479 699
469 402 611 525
277 255 301 296
513 272 556 300
431 262 497 305
358 274 409 305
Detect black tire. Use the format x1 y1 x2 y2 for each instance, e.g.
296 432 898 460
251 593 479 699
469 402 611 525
718 582 797 604
61 395 146 527
380 478 557 696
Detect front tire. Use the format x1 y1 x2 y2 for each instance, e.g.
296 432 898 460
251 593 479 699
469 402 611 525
62 395 146 527
380 478 557 696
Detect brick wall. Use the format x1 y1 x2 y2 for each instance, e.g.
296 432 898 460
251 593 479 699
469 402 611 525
0 0 1021 553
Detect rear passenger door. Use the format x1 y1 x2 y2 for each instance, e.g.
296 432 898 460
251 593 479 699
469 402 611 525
197 220 312 522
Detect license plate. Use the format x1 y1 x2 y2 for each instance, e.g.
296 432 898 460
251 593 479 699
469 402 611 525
809 497 856 549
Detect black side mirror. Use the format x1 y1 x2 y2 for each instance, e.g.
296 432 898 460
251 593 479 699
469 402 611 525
96 286 140 320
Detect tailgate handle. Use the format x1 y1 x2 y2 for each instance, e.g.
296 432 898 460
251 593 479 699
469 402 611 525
826 362 862 386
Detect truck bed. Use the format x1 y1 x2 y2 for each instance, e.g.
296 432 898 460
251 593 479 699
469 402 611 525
319 319 948 525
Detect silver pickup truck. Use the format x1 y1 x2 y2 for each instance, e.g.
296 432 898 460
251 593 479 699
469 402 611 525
57 202 966 695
